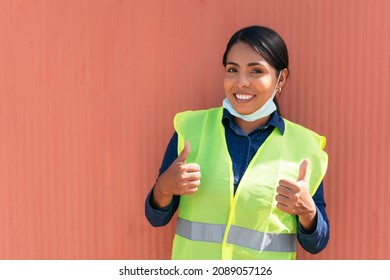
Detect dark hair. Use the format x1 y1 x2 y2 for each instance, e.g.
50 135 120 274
222 26 289 115
222 25 289 72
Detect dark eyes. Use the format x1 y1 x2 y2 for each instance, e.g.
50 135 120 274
225 68 263 74
251 69 262 74
226 67 237 73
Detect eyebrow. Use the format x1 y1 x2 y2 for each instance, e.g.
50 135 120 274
226 61 265 67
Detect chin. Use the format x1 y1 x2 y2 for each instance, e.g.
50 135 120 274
234 106 256 116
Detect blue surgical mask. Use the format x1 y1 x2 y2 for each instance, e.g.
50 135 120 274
222 71 282 122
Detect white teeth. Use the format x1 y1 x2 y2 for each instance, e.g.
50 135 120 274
235 94 254 100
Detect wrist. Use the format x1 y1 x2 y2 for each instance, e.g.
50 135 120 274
152 182 173 208
299 209 317 233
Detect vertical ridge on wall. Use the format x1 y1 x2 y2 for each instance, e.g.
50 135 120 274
285 0 390 260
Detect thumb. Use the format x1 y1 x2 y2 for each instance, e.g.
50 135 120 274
176 141 190 163
297 159 310 182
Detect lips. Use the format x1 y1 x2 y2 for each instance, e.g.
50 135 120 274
234 93 255 103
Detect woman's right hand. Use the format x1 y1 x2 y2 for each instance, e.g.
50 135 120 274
152 141 201 208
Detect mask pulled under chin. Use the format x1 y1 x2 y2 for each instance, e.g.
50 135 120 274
222 97 277 122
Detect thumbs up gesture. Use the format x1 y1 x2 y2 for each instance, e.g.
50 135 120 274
153 141 201 208
275 159 317 232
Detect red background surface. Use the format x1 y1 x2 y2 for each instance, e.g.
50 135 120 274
0 0 389 259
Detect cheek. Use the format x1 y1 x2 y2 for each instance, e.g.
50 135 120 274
223 77 233 93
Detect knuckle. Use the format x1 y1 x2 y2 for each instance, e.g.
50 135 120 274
193 163 201 170
177 165 186 172
190 187 198 193
177 181 187 189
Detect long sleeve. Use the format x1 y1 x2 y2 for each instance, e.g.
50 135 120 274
297 181 330 253
144 133 180 227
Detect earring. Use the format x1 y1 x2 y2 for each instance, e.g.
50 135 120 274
276 86 282 93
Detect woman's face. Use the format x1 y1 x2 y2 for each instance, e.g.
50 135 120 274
224 41 279 115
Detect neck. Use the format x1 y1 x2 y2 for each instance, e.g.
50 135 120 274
234 115 271 134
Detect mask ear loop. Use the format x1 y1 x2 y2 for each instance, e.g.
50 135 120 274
273 71 283 96
275 70 284 94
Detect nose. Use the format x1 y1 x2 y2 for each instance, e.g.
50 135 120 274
236 73 250 88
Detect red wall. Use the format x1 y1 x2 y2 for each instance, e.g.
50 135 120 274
0 0 389 259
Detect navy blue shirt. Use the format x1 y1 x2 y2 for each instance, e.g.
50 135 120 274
145 109 329 254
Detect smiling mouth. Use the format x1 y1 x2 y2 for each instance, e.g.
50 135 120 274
234 94 255 102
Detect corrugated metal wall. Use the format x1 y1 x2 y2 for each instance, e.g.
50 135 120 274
0 0 389 260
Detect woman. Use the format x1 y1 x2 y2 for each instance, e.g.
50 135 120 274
145 25 329 260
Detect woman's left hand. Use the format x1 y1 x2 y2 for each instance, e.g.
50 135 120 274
275 159 317 232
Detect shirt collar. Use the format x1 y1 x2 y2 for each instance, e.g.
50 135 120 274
222 108 285 135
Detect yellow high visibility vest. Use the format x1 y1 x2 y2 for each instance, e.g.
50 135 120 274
172 107 328 260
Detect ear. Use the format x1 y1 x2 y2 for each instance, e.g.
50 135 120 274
278 68 289 89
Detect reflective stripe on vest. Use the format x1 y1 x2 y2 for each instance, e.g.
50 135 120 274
176 217 296 252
